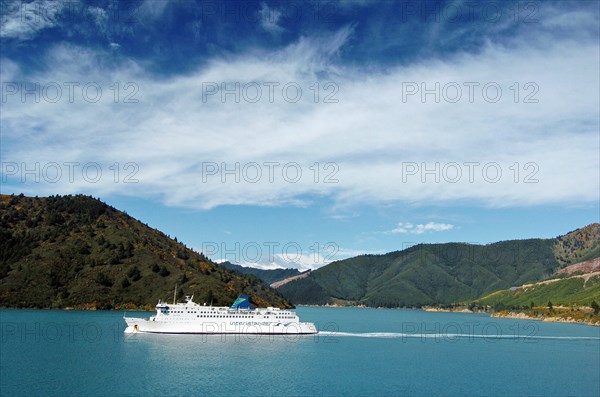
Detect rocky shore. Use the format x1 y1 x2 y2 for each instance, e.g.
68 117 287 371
492 310 600 326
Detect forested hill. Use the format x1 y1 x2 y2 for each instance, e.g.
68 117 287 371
553 224 600 266
0 194 292 309
278 224 599 307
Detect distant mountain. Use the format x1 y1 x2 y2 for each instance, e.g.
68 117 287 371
219 261 305 286
277 224 599 308
0 194 292 309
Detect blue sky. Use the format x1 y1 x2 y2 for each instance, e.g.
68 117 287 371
1 0 599 270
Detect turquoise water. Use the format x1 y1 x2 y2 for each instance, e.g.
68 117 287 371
1 307 599 396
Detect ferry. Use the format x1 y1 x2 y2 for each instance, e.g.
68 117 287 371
123 294 317 334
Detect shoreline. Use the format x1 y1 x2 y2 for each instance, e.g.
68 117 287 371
299 304 600 326
491 310 600 326
3 304 599 326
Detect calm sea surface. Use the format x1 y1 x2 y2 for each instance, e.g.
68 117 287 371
1 307 599 396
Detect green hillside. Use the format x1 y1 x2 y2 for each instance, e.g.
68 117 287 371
279 225 599 307
0 194 292 309
219 261 304 285
475 274 600 309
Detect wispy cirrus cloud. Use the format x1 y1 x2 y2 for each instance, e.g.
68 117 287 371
258 2 284 35
1 3 598 214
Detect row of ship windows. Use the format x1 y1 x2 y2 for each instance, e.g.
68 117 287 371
163 310 292 317
162 313 294 319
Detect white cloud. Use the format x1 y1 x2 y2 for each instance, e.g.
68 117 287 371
229 261 286 271
258 3 284 35
234 251 333 272
89 6 108 29
387 223 414 234
415 223 454 233
1 9 598 212
387 222 454 235
213 258 285 270
212 245 369 271
0 0 65 40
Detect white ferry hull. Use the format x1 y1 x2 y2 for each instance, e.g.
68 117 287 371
124 317 317 335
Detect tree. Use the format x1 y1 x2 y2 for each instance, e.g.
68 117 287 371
530 301 535 309
127 266 141 281
205 289 214 305
159 266 170 277
126 241 134 257
151 263 160 273
547 301 553 310
96 272 114 287
591 300 599 315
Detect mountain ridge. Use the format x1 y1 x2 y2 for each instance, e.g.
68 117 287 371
0 194 292 309
1 193 597 311
277 224 599 308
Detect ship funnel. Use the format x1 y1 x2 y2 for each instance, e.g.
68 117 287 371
230 295 253 310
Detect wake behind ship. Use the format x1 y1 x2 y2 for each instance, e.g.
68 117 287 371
124 295 317 334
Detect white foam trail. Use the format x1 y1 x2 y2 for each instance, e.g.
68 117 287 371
317 331 600 340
